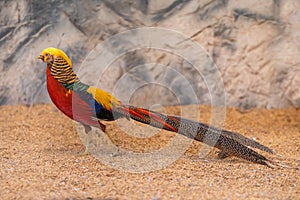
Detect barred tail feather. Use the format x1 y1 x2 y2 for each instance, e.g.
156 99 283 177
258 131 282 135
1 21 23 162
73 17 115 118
113 105 273 166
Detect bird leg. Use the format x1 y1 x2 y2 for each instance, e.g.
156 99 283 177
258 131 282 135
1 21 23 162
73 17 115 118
84 124 92 133
98 121 115 145
82 124 92 155
98 121 106 132
97 120 121 157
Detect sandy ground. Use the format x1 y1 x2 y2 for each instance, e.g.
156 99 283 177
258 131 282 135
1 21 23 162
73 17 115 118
0 104 299 199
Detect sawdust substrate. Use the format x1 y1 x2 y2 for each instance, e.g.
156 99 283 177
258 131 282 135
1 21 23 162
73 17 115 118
1 104 299 199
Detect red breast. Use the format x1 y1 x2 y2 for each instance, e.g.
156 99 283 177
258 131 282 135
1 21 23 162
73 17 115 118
46 67 99 127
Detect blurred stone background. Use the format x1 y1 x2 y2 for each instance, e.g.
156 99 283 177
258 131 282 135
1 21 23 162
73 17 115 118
0 0 299 109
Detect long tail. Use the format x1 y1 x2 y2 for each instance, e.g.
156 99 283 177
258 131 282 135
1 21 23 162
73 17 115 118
113 105 273 166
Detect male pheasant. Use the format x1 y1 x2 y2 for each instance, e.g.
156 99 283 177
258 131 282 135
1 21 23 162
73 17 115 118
38 47 274 166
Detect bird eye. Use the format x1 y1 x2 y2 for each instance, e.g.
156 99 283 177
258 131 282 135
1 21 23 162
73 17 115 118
45 53 49 56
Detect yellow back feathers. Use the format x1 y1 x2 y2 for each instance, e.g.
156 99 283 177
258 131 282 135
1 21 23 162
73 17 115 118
40 47 73 68
87 86 121 111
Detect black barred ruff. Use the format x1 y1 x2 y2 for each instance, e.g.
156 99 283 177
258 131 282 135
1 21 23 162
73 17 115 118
49 57 88 91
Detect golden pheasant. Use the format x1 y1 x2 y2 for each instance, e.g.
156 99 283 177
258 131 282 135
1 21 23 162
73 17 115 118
38 47 274 166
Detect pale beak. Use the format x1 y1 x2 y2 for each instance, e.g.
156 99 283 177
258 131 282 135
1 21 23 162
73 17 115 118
37 55 44 61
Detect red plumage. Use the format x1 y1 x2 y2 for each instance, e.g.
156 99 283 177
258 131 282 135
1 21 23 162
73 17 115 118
46 67 99 128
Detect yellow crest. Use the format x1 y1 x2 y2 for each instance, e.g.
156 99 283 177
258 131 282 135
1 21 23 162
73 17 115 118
40 47 73 67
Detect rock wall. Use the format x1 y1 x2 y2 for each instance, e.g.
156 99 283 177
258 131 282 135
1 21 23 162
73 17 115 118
0 0 299 109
